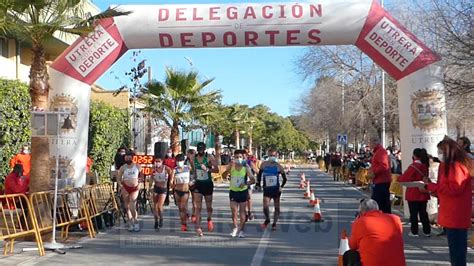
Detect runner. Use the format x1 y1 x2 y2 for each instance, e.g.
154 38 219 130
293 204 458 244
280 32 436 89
186 148 197 223
257 149 287 230
163 148 176 206
171 154 191 232
223 149 255 238
149 156 173 230
117 151 143 232
191 142 219 237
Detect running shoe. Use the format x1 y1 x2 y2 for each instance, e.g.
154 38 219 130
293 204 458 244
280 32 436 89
408 232 419 237
271 223 277 231
197 228 204 237
261 219 270 229
181 224 188 232
133 223 140 232
422 232 431 237
154 220 158 229
238 231 246 238
159 218 163 228
207 220 214 232
248 212 255 221
230 227 239 238
128 224 134 232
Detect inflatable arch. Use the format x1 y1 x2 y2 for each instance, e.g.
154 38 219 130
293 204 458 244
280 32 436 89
48 0 447 186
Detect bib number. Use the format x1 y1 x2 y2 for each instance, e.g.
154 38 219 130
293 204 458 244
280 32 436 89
265 175 278 187
176 173 189 184
196 169 208 181
154 174 166 182
231 176 245 188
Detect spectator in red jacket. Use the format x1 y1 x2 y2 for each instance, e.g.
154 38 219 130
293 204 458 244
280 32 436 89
398 148 431 237
425 137 473 266
5 164 30 195
369 137 392 213
9 145 31 176
345 198 406 266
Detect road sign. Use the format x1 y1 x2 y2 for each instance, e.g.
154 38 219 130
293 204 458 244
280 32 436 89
337 134 348 144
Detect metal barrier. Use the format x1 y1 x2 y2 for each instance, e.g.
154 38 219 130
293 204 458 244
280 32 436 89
355 168 370 188
389 174 404 211
0 193 45 256
29 188 95 241
85 183 118 236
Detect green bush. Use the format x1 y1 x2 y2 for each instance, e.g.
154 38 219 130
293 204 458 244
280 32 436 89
0 79 31 180
88 101 130 182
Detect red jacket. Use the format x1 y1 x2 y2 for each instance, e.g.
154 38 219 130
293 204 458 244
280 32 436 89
427 162 472 229
349 210 406 266
9 153 31 176
398 161 430 201
371 144 392 184
5 172 30 195
164 157 176 169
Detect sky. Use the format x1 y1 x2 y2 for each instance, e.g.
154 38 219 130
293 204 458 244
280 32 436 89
92 0 315 117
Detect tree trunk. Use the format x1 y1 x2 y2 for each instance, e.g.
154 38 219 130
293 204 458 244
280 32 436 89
170 120 181 155
235 128 240 149
29 42 51 193
249 133 253 154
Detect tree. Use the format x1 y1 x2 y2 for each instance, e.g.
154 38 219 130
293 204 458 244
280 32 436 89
145 68 221 154
0 1 130 192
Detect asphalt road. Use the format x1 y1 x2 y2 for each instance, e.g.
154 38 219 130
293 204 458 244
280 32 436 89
4 166 473 265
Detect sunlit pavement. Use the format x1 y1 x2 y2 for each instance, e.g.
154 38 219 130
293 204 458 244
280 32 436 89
2 166 472 265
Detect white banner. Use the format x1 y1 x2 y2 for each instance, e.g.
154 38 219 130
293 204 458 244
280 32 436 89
113 1 372 49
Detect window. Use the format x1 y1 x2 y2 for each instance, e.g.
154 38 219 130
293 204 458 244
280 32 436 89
0 38 8 57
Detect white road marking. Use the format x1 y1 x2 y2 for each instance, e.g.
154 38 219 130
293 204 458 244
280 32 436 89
251 228 272 266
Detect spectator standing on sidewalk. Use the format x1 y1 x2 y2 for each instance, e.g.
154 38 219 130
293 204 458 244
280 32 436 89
369 137 392 213
425 137 473 266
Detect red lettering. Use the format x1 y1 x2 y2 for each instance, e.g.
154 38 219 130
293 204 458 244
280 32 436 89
245 31 258 46
308 29 321 44
227 7 238 20
369 32 378 41
375 36 383 46
192 8 203 21
180 33 194 47
279 5 286 18
262 6 273 19
292 5 303 18
398 36 406 45
310 4 322 17
158 9 169 21
286 30 300 45
389 49 399 59
265 30 279 45
400 58 408 67
403 42 412 50
380 40 389 49
202 32 216 47
380 21 389 29
223 32 237 46
209 7 220 20
392 31 400 40
244 6 257 19
176 8 186 21
159 33 173 47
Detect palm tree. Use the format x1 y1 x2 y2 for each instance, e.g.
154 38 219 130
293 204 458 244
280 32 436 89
145 68 221 154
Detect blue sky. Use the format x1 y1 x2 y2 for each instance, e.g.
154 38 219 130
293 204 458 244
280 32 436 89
92 0 314 117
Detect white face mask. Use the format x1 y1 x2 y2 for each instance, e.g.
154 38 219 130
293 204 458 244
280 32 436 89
177 161 184 168
268 156 277 162
155 162 162 168
167 153 172 157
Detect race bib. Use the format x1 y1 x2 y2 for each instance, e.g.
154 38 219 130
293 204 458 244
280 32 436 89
231 176 245 188
196 169 208 181
175 172 190 184
154 173 167 182
265 175 278 187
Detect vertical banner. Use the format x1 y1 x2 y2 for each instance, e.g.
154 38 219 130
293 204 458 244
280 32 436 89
398 64 447 217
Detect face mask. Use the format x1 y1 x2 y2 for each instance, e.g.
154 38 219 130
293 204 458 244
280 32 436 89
120 151 126 156
198 151 205 156
269 156 277 162
167 153 172 157
155 162 162 168
177 161 185 168
236 158 244 165
23 149 30 154
437 153 444 162
125 158 132 164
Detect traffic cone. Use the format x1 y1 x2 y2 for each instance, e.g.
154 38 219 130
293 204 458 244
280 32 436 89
312 198 323 222
300 173 306 182
304 181 311 198
309 190 316 206
338 229 350 266
299 180 306 189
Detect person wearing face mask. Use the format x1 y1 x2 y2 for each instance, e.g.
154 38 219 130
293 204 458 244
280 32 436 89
118 151 143 232
171 154 191 232
114 147 127 170
190 142 219 237
424 137 473 266
150 156 173 230
223 150 255 238
185 149 197 222
257 149 287 230
398 148 431 237
5 164 30 196
163 148 177 206
9 145 31 177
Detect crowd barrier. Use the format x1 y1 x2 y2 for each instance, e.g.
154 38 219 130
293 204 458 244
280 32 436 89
1 183 116 257
0 193 44 256
389 174 404 211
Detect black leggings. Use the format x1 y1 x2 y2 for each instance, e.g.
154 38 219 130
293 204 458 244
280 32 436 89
408 201 431 235
343 250 362 266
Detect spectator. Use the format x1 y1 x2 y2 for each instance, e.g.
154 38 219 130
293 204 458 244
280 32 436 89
324 153 331 173
331 152 342 181
9 145 31 176
425 137 473 266
388 148 398 174
398 148 431 237
344 199 405 266
221 151 231 166
5 164 30 195
163 148 176 169
369 137 392 213
457 136 473 159
114 147 127 170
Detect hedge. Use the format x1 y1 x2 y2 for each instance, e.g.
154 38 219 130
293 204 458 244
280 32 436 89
0 79 31 180
88 101 131 182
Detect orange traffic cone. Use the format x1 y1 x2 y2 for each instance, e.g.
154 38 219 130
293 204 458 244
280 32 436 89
309 190 316 206
299 180 306 189
338 229 350 266
304 180 311 198
312 198 323 222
